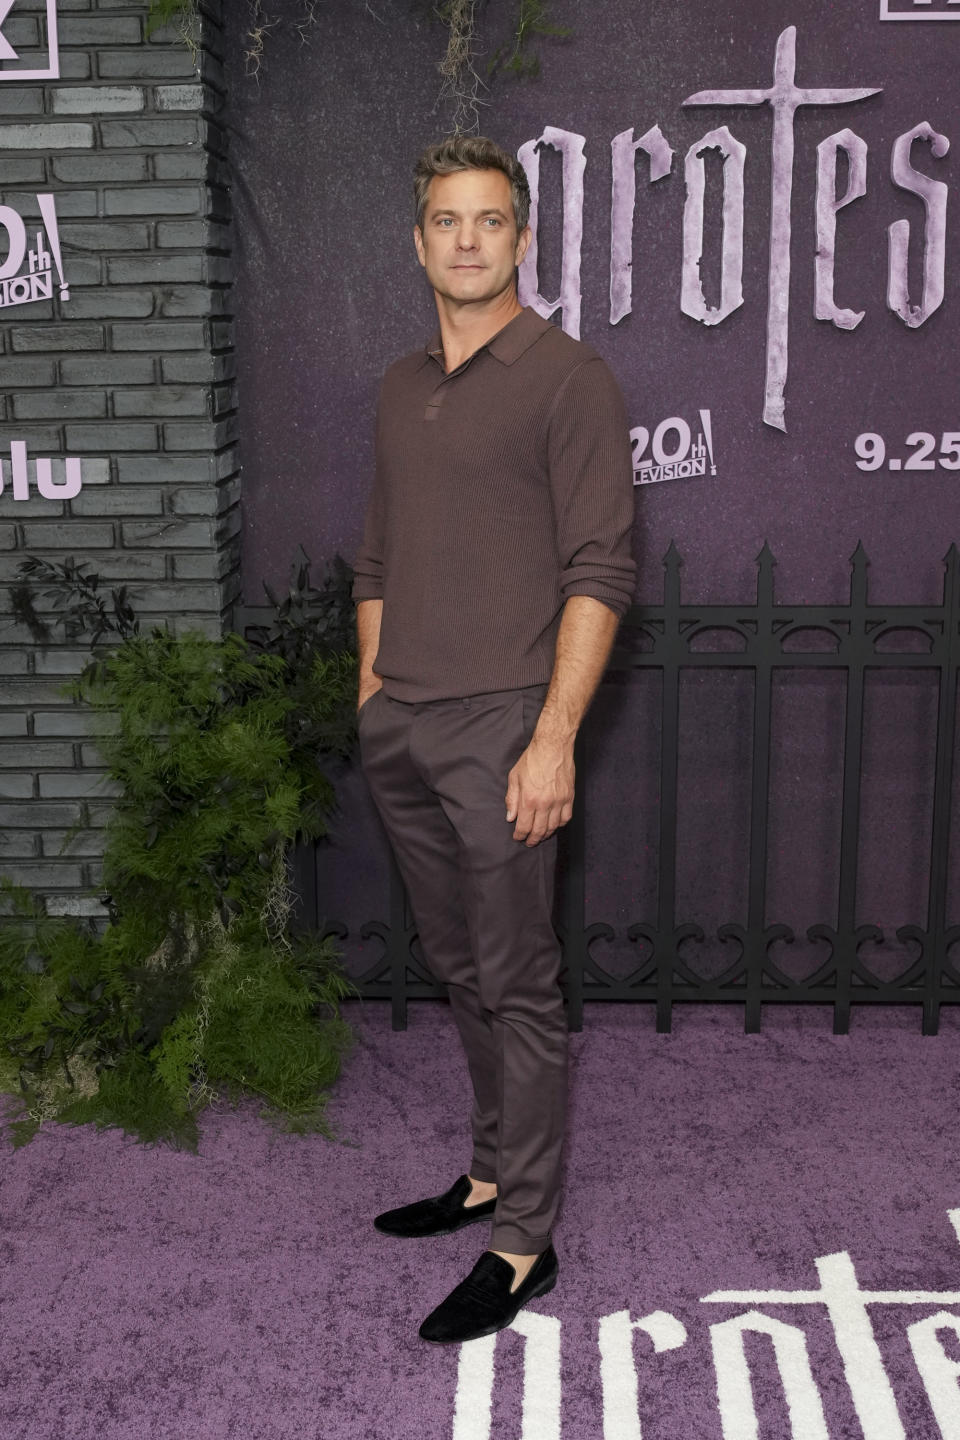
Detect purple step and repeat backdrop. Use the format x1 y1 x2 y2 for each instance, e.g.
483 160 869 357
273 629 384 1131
224 0 959 986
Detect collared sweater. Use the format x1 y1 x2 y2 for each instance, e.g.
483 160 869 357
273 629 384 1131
351 305 637 702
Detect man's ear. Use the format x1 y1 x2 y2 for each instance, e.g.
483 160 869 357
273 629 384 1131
413 225 426 269
514 223 532 268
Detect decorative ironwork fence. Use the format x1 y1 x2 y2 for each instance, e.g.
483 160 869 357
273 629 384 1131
238 540 960 1037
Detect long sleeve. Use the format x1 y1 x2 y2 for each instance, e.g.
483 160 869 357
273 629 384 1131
545 356 637 617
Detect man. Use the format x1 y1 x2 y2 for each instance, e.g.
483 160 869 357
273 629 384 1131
351 135 636 1344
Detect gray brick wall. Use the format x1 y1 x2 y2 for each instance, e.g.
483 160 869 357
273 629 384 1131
0 0 240 916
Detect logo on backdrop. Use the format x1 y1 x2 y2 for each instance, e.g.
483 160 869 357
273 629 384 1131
880 0 960 18
0 195 70 308
0 441 84 501
451 1207 960 1440
0 0 60 81
631 409 716 486
518 26 951 434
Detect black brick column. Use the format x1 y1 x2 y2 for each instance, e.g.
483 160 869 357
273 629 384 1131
0 0 240 921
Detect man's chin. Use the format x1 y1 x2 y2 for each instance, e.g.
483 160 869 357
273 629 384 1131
436 276 508 305
446 273 489 290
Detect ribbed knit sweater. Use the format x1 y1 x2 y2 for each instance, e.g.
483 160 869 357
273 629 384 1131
351 305 637 702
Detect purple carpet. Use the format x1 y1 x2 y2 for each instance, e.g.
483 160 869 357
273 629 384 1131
2 999 960 1440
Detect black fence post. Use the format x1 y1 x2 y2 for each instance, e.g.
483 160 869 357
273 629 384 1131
744 544 776 1033
834 543 871 1036
915 544 959 1036
654 542 684 1033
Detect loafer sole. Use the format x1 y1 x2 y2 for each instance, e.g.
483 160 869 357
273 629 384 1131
419 1266 558 1344
373 1202 496 1238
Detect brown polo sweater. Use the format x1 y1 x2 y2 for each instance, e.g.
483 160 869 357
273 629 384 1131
351 305 637 702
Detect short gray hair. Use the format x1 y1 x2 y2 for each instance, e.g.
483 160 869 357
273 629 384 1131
414 135 531 234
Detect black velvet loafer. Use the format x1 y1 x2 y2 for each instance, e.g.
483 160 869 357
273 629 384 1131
418 1244 559 1344
373 1174 497 1238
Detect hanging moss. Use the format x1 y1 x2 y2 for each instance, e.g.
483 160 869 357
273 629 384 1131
144 0 570 119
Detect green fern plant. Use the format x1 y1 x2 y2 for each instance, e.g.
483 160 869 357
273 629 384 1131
1 554 359 1150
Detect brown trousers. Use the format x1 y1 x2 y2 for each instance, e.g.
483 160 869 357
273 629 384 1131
358 682 567 1254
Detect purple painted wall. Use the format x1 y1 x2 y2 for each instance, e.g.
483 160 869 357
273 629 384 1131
222 0 959 981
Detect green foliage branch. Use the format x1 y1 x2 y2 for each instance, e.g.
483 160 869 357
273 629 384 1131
486 0 570 81
1 553 359 1152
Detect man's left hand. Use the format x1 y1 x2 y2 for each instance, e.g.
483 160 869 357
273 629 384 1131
505 735 575 846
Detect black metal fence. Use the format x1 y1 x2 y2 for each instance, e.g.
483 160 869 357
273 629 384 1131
240 540 960 1036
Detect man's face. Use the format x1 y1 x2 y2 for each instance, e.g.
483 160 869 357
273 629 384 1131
413 168 531 305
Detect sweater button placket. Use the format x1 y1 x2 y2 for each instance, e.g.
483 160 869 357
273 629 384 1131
424 384 449 422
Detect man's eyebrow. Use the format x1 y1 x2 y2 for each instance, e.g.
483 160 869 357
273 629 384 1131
428 207 511 219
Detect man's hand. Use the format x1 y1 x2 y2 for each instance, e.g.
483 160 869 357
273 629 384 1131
503 596 621 845
357 682 383 714
505 733 575 846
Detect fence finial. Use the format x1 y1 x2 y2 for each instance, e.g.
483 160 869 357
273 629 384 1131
942 543 959 613
663 540 682 606
848 540 869 605
755 542 776 606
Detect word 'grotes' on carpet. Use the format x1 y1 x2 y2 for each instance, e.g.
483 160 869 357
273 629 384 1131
2 999 959 1440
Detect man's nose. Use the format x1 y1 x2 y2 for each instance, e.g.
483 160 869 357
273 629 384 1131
456 224 480 250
